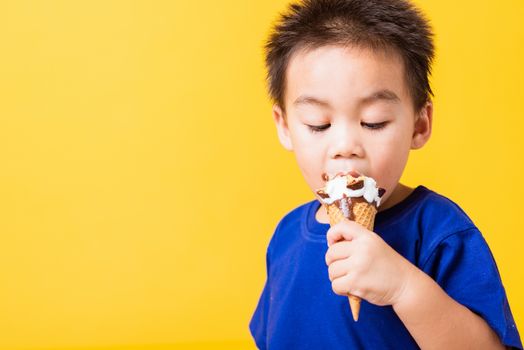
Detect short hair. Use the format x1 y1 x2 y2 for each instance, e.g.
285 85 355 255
264 0 435 113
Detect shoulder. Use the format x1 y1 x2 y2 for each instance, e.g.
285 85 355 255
414 186 477 234
381 185 478 240
410 186 487 266
380 186 483 267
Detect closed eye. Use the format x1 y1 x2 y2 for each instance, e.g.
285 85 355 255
361 121 388 130
307 124 331 133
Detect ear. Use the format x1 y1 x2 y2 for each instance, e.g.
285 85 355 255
411 101 433 149
273 104 293 151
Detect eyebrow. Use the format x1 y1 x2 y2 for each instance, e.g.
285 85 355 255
361 89 401 104
293 89 401 108
293 95 332 109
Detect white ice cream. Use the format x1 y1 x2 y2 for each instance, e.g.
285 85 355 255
321 175 382 207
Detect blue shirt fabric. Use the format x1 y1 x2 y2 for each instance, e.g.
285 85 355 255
249 185 522 349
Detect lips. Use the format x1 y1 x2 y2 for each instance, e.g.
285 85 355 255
322 170 362 181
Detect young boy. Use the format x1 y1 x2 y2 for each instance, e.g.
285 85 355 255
249 0 523 349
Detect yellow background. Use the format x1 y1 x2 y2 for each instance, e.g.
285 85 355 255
0 0 522 349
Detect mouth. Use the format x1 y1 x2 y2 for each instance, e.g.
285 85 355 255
321 170 362 181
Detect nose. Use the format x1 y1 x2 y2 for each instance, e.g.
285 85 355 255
329 122 365 159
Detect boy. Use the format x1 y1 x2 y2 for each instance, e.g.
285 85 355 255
249 0 523 349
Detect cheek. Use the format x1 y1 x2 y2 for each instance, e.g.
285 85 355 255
294 143 321 176
376 126 412 157
289 131 325 188
370 131 411 184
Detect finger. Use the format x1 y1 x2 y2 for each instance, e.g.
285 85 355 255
331 273 355 296
327 258 351 282
326 220 352 247
325 240 354 266
328 219 372 247
326 220 362 247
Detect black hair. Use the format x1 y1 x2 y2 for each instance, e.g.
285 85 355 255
264 0 435 113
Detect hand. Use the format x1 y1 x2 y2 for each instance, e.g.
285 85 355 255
325 219 417 307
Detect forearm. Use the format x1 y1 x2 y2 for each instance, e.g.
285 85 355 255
393 266 505 350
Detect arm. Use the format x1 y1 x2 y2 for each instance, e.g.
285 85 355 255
325 220 508 350
392 262 506 350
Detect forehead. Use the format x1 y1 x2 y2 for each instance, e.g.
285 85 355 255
285 45 411 110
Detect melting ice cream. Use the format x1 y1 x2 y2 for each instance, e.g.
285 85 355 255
316 172 385 207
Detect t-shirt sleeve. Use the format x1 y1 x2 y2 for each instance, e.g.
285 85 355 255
421 227 522 349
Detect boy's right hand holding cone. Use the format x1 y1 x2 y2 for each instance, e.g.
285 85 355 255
317 171 415 321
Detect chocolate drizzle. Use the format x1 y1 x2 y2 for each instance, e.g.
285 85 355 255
317 190 330 199
332 197 354 220
330 196 372 220
347 180 364 190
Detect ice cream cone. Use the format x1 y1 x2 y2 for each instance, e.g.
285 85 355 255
326 199 377 321
317 172 384 322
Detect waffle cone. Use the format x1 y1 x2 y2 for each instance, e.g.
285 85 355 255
327 200 377 322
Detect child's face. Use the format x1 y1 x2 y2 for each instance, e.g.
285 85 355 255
273 45 432 208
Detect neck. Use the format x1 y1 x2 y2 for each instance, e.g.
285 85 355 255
378 183 413 212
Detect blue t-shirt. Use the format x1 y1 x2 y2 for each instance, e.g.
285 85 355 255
250 185 522 349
